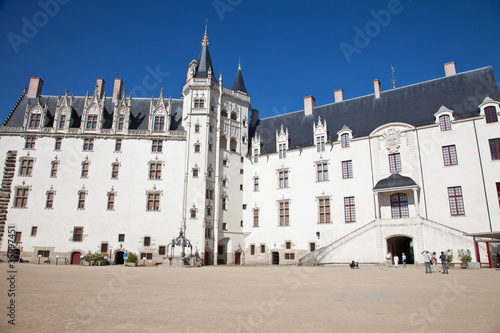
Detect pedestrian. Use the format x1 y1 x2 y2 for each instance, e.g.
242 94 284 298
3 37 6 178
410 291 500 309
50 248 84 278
421 250 432 274
431 252 440 273
394 255 399 268
402 253 407 268
386 251 392 267
440 251 449 274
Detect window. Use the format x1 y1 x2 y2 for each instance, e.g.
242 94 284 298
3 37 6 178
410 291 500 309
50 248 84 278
86 115 98 129
31 226 37 236
318 198 331 223
195 124 200 133
73 227 83 242
254 149 259 163
147 193 161 211
254 177 259 191
242 204 247 210
209 143 213 152
78 191 86 209
279 201 290 226
497 182 500 209
29 113 41 128
118 234 125 242
344 196 356 222
206 189 214 200
111 163 119 179
149 162 162 180
194 144 201 153
341 133 350 148
206 206 212 216
442 145 458 166
24 137 36 149
448 186 465 216
222 197 227 210
390 193 408 219
250 244 255 255
223 159 228 167
310 243 316 252
144 237 151 246
285 253 295 260
140 253 153 260
54 138 62 150
151 140 163 153
190 209 197 218
159 246 166 255
205 228 212 239
240 184 243 191
38 250 50 258
115 139 122 152
83 138 94 151
101 243 108 253
58 115 66 129
194 99 205 108
279 143 287 159
439 115 452 131
485 106 498 124
154 116 165 131
46 191 54 209
317 163 328 182
278 170 289 188
81 162 89 178
107 193 115 210
222 179 227 187
240 169 244 175
316 135 325 152
285 241 291 249
342 160 353 179
50 161 58 178
210 124 213 133
261 244 266 254
19 158 34 176
118 117 125 130
222 223 227 231
14 187 29 208
389 153 402 173
15 231 22 243
489 138 500 160
253 209 259 227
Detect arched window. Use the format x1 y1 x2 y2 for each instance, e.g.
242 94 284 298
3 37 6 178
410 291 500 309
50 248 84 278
391 193 409 219
231 112 238 120
221 109 228 118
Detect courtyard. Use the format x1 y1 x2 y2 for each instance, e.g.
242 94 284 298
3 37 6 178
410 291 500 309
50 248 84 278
1 263 499 332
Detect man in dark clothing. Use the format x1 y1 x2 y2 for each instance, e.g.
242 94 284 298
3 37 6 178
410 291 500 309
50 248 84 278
440 251 449 274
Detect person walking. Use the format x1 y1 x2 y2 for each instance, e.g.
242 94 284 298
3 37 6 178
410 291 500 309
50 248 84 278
421 250 432 274
394 255 399 268
402 253 407 268
440 251 449 274
386 251 392 267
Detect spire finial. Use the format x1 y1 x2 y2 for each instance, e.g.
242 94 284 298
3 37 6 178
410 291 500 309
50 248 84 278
391 65 396 89
202 20 209 46
238 57 241 70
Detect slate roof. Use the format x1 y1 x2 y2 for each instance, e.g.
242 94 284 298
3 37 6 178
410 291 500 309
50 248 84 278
232 66 247 94
3 94 184 131
251 66 500 154
373 173 418 190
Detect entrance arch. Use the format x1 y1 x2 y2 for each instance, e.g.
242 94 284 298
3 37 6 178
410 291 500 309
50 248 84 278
71 251 81 265
272 251 280 265
115 251 124 264
387 236 414 264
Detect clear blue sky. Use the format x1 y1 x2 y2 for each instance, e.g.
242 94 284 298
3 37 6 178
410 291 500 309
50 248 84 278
1 0 499 122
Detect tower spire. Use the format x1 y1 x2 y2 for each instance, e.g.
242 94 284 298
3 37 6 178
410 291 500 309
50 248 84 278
202 19 209 46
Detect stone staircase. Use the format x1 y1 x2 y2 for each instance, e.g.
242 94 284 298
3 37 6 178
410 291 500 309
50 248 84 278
0 151 17 247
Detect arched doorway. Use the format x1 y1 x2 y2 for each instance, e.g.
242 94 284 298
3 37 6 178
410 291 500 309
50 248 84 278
272 251 280 265
71 251 81 265
115 251 124 264
387 236 414 264
235 252 241 265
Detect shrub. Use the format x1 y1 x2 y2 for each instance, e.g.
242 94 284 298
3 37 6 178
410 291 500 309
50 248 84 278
457 249 472 263
126 252 137 263
445 249 454 263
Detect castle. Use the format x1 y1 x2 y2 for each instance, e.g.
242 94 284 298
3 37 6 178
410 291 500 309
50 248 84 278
1 31 499 266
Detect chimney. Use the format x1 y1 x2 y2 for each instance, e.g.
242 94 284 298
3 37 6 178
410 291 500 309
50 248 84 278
334 89 344 103
373 79 381 99
444 61 456 76
27 77 44 98
112 78 123 102
250 109 259 127
96 78 105 98
304 96 315 115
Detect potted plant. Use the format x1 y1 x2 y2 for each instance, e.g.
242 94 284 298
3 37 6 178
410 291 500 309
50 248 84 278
457 249 472 268
445 249 453 269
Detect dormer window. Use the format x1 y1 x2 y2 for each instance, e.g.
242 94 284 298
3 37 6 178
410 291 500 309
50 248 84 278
279 144 287 159
117 117 125 130
341 133 350 148
86 115 98 129
29 114 41 128
439 115 452 131
314 116 327 152
485 106 498 124
58 115 66 129
154 116 165 131
276 125 289 159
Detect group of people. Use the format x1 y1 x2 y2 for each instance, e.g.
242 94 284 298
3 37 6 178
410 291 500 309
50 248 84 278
421 250 449 274
385 251 407 268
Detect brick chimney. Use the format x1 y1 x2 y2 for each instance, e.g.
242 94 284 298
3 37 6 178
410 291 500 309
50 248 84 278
304 96 315 115
96 78 105 98
250 109 259 127
112 78 123 102
334 89 344 103
444 61 456 76
373 79 381 99
27 77 43 98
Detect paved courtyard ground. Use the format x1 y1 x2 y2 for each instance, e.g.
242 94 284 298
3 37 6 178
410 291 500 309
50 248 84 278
1 263 499 333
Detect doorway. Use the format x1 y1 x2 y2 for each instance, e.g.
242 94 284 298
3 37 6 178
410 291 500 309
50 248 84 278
115 251 124 264
235 252 241 265
272 251 280 265
387 236 414 264
71 251 81 265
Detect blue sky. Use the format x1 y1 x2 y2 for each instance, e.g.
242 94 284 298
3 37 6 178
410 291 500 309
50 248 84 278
1 0 499 122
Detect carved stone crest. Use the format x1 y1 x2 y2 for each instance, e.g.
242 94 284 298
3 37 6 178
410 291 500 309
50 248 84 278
382 128 401 153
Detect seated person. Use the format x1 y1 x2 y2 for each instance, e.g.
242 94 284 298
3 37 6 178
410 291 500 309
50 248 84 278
349 260 359 269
